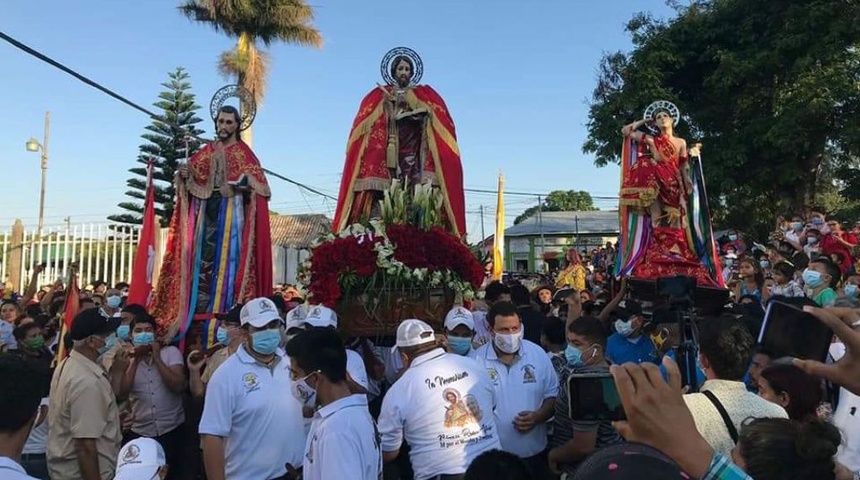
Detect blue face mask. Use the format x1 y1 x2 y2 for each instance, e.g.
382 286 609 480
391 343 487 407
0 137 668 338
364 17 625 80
615 319 635 337
728 234 738 242
448 336 472 356
98 334 117 357
216 326 229 345
759 260 770 269
807 236 819 245
564 345 585 368
845 284 858 297
803 269 825 289
116 324 130 341
132 331 155 346
251 329 280 355
812 217 824 226
106 296 122 309
791 222 803 231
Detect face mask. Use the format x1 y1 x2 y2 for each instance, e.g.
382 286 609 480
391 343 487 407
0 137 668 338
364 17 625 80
807 237 818 245
448 336 473 356
493 330 523 354
26 335 45 350
132 331 155 346
615 319 635 337
728 234 738 242
802 269 824 289
564 345 585 368
251 329 280 355
845 284 859 297
216 326 229 345
724 258 734 267
791 222 803 231
97 334 117 357
290 372 317 408
116 324 130 341
812 217 824 226
759 260 770 269
106 296 122 309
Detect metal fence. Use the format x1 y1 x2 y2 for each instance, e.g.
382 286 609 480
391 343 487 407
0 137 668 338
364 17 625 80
0 223 166 293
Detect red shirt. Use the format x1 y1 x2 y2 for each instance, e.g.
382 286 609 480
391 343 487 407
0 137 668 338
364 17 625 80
820 231 857 274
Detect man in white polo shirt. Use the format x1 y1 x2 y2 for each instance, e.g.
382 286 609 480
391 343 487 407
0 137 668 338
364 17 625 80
301 305 370 395
444 306 476 357
199 298 306 480
378 319 500 480
471 301 557 478
285 328 381 480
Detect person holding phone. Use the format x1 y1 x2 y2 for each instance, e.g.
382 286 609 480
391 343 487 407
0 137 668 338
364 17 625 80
549 316 622 476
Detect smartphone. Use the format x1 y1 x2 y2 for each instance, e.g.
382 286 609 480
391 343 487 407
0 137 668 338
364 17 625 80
553 287 576 304
567 373 626 422
758 300 832 362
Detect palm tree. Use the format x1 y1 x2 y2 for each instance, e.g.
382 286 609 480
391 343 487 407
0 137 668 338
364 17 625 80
178 0 323 145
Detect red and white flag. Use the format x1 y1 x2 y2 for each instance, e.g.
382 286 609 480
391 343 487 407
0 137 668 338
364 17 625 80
127 160 157 308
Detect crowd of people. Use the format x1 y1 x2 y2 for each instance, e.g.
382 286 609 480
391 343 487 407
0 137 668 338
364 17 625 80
1 211 860 480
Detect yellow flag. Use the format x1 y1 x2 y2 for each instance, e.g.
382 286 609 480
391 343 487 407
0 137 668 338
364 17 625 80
492 173 505 280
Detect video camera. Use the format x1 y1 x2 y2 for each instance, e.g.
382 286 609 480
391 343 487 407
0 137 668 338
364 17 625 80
656 275 700 392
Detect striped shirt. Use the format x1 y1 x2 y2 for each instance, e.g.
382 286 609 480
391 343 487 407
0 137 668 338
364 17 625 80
550 363 623 475
702 453 752 480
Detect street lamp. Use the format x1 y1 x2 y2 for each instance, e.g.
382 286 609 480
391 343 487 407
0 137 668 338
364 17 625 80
25 111 50 239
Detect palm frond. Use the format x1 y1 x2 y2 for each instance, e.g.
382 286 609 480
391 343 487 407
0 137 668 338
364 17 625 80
218 44 269 104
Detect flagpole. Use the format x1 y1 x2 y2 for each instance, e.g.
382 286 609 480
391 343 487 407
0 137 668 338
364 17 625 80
492 173 505 281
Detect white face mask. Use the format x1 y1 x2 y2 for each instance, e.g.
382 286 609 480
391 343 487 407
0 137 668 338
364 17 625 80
290 372 317 408
493 330 523 354
615 319 635 337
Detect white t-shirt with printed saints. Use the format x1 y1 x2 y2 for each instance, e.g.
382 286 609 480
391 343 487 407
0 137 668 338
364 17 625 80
303 394 381 480
199 345 306 480
471 339 559 457
378 348 501 480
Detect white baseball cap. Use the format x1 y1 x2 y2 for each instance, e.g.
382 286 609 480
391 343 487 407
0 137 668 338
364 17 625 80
444 306 475 331
240 298 282 328
115 438 166 480
303 305 338 328
285 305 308 331
396 319 436 348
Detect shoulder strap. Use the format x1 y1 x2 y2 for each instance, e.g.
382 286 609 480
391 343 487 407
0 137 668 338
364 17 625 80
702 390 739 444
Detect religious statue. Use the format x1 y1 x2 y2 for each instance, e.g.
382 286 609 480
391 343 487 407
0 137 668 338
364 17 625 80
150 85 273 339
332 47 467 237
616 101 723 287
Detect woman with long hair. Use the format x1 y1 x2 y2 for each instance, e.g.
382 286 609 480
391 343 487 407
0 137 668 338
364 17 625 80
556 249 587 292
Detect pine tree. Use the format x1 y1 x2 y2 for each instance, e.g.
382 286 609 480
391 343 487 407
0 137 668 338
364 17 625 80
110 67 205 226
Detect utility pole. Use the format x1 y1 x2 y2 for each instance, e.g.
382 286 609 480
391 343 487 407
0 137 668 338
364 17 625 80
537 195 546 272
25 111 50 239
479 205 486 241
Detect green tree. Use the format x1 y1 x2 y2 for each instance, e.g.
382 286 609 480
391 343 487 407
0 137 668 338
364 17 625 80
514 190 598 224
109 67 205 226
583 0 860 233
179 0 323 146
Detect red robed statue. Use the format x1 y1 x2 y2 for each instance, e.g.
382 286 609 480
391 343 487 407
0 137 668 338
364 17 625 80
333 47 467 237
151 89 273 340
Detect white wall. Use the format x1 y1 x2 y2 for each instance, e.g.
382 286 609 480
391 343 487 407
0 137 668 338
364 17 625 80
272 246 311 285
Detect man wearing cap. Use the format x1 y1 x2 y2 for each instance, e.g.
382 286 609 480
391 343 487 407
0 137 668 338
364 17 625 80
286 328 381 480
606 301 659 366
471 302 557 477
199 297 306 480
114 438 168 480
443 306 476 357
188 304 246 399
47 309 123 480
302 305 371 395
378 319 500 480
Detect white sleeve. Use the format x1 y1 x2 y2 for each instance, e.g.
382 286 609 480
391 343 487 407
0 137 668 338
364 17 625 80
377 387 404 452
199 366 233 437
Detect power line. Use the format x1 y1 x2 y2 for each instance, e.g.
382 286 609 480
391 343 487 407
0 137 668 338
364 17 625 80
0 29 334 202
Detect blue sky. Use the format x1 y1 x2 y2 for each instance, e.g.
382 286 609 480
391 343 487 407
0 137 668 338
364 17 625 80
0 0 673 241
